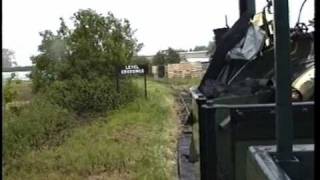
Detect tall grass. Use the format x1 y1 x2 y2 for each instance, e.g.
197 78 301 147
4 80 179 180
4 95 75 171
157 77 201 92
11 80 33 101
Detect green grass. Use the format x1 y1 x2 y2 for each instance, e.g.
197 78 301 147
167 77 201 86
4 80 179 180
158 77 201 92
5 80 33 110
9 80 34 102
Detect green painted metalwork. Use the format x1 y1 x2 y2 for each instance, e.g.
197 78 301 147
247 145 314 180
272 0 294 160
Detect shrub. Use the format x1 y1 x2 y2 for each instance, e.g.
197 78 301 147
4 83 17 104
30 9 141 92
46 76 139 114
4 96 75 162
4 73 18 104
29 9 143 114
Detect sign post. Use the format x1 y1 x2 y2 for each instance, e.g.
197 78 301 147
116 66 120 93
117 64 148 99
144 71 147 99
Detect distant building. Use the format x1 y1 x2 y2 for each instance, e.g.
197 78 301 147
139 55 154 61
139 50 210 63
178 50 210 63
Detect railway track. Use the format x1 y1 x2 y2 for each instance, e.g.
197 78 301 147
172 85 196 180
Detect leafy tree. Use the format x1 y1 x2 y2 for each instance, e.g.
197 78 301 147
175 49 188 52
193 45 208 51
31 9 141 92
152 51 167 65
131 56 149 65
207 41 216 55
166 48 180 64
2 49 17 68
30 9 141 113
191 41 216 55
152 47 181 65
4 73 18 104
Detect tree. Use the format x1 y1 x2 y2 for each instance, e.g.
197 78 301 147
207 41 216 55
2 49 17 68
131 56 149 65
31 9 141 92
175 49 188 52
4 73 18 104
166 48 180 64
29 9 141 113
193 45 208 51
152 51 167 65
152 47 181 65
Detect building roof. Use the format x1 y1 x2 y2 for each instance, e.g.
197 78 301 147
185 57 210 63
139 50 210 63
179 51 210 62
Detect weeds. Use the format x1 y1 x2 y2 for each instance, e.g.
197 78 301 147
4 80 178 180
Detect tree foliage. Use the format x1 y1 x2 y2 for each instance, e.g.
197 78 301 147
166 48 180 64
152 52 166 65
193 45 208 51
192 41 216 55
4 73 18 104
152 47 181 65
30 9 141 113
131 56 149 65
207 41 216 55
31 9 141 92
2 48 17 68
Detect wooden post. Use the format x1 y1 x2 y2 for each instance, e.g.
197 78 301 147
116 66 120 93
144 66 147 99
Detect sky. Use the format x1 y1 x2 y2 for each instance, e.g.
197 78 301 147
3 0 314 66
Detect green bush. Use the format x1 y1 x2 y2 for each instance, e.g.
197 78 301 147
46 76 139 114
4 96 75 162
4 84 17 104
30 9 141 93
4 74 18 104
29 9 143 114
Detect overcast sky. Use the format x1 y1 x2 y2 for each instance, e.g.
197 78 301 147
3 0 314 66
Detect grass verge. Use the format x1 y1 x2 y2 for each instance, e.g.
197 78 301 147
159 77 201 92
4 80 179 180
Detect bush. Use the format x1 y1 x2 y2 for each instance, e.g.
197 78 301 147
29 9 142 114
30 9 141 93
46 76 139 114
4 74 18 104
4 96 75 162
10 81 33 102
4 84 17 104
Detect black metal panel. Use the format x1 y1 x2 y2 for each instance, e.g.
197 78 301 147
190 88 207 125
213 28 229 46
239 0 256 16
199 106 217 180
189 88 208 178
229 103 314 140
195 100 313 180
